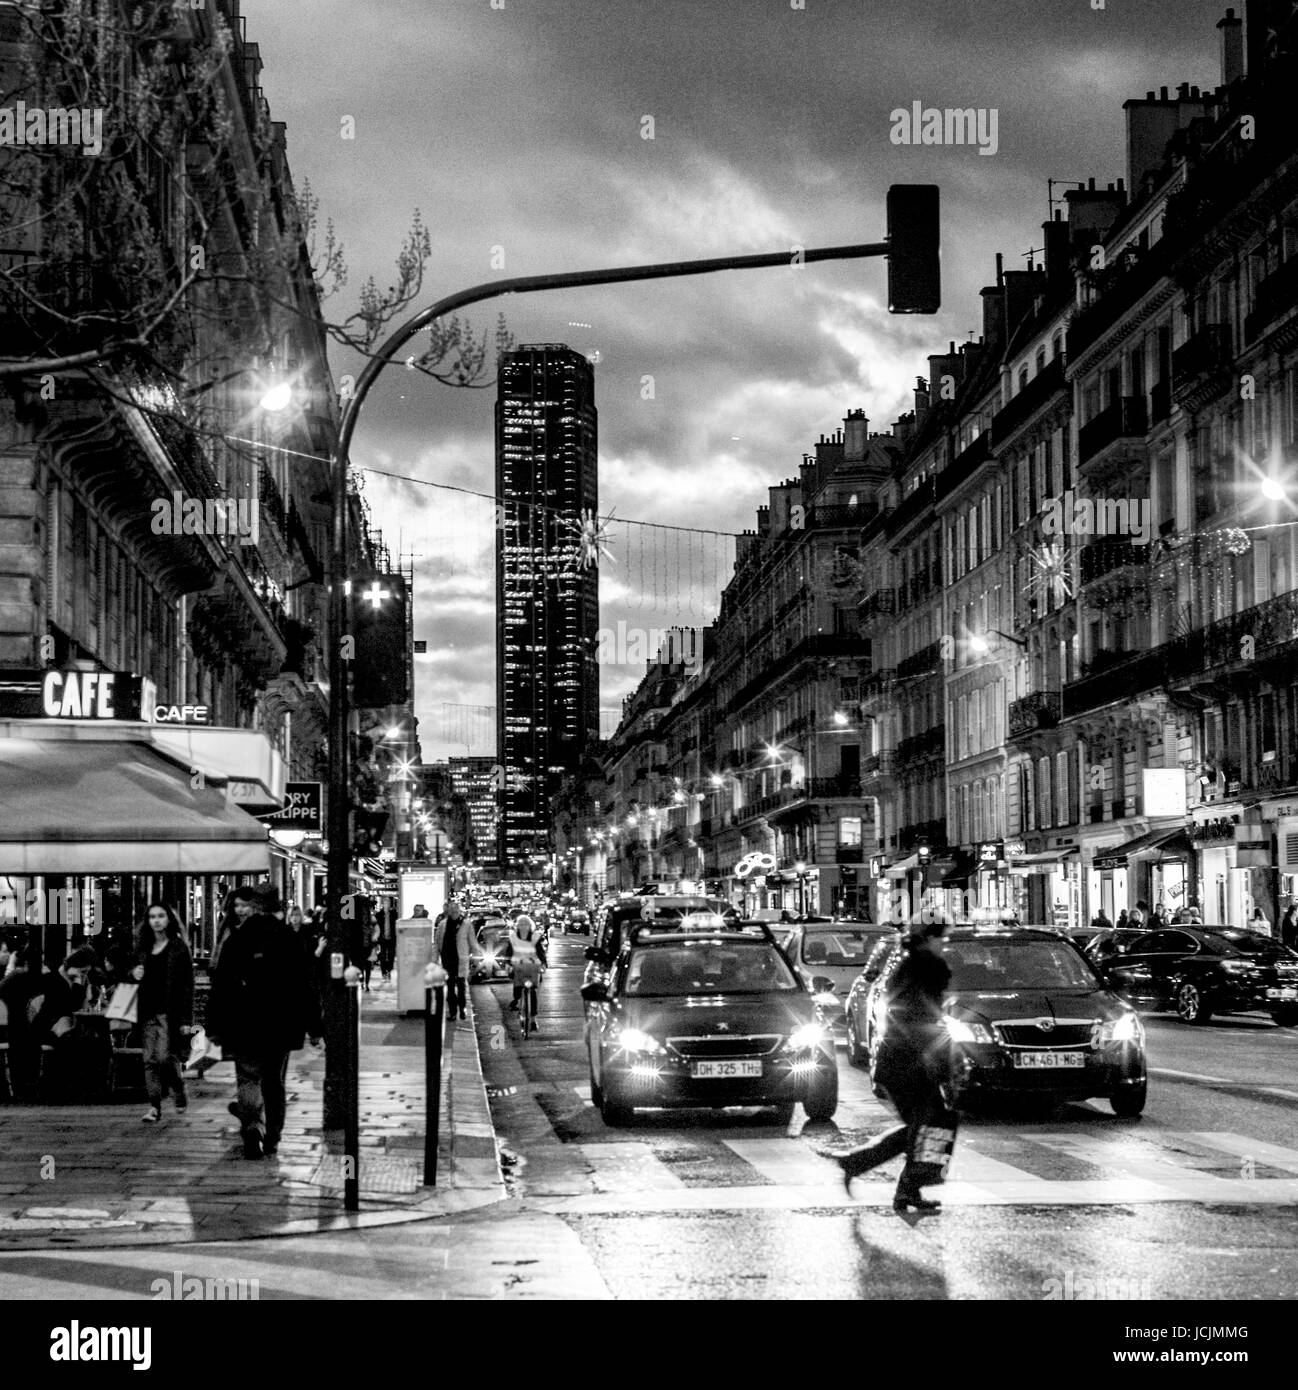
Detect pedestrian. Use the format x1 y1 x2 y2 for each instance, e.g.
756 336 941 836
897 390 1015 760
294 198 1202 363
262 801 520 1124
131 903 194 1124
1150 903 1169 929
206 885 321 1160
0 945 50 1100
411 904 429 919
434 900 472 1021
504 913 546 1028
1281 904 1298 950
830 919 955 1213
1116 909 1130 931
1091 907 1112 929
1129 904 1146 930
8 947 98 1102
1248 905 1271 937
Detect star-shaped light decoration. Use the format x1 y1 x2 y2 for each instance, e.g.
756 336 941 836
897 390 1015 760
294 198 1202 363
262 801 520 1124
1026 538 1073 606
564 508 617 570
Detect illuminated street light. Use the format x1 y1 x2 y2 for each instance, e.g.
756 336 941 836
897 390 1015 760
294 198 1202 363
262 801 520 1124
969 634 990 655
1261 477 1287 502
258 380 293 413
832 710 850 727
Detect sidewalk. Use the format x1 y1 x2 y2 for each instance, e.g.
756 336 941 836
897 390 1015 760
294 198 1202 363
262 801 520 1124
0 978 504 1249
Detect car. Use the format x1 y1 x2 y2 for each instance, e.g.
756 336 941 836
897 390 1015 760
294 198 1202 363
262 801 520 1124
1079 927 1148 967
470 918 513 981
579 922 839 1126
1097 926 1298 1026
844 936 900 1065
781 921 896 1044
854 926 1148 1116
568 909 591 935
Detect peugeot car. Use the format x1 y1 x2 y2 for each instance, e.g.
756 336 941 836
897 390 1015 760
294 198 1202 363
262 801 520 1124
781 921 895 1044
855 927 1147 1116
580 923 839 1126
1098 926 1298 1026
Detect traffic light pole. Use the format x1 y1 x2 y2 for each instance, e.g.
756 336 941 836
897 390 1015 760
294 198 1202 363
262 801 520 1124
325 217 934 1129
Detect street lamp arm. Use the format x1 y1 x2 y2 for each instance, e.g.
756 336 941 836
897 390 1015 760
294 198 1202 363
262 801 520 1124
991 628 1029 649
335 240 889 459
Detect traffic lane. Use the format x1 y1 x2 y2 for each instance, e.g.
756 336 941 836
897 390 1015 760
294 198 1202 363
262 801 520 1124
562 1201 1298 1299
1144 1013 1298 1091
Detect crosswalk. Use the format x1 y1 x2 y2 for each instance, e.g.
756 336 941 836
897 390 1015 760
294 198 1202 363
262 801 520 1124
535 1084 1298 1213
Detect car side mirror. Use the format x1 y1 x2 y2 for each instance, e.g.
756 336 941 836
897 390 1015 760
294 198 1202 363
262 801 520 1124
580 981 607 1003
810 974 835 994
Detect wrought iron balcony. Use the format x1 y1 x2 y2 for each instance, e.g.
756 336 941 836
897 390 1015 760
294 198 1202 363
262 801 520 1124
859 669 894 703
1172 325 1232 405
1008 690 1062 738
1078 537 1151 586
859 589 896 625
896 639 943 680
1244 255 1298 345
1078 396 1148 467
861 751 893 779
990 358 1066 446
894 725 946 769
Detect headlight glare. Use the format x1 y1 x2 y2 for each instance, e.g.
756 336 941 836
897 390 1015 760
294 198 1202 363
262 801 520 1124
1101 1011 1143 1044
943 1017 991 1044
614 1027 663 1055
785 1023 824 1052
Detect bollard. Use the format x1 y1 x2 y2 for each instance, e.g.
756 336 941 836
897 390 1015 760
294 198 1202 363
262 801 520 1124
342 965 361 1212
423 962 449 1186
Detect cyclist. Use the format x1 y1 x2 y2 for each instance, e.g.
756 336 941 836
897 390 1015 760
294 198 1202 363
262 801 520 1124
504 914 546 1031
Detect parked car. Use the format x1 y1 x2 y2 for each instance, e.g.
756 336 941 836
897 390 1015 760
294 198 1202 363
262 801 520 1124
844 936 900 1065
1098 926 1298 1026
580 921 839 1126
1078 927 1148 967
780 921 896 1044
853 926 1148 1115
567 908 591 936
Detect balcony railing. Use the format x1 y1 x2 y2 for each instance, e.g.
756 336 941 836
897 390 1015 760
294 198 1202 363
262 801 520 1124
860 669 894 702
1008 690 1062 738
1078 396 1148 466
861 751 894 779
990 358 1067 446
1172 325 1232 403
859 588 896 624
936 432 991 502
1078 537 1151 586
809 503 875 529
1244 255 1298 345
894 725 946 769
896 639 943 680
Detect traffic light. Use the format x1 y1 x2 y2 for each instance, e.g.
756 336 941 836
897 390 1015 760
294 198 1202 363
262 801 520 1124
349 573 409 707
887 184 940 314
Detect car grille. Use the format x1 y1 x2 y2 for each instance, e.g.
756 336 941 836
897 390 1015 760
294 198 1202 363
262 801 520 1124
667 1034 783 1059
994 1022 1096 1048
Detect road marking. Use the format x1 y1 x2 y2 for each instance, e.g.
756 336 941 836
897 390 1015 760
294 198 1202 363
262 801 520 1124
1182 1132 1298 1176
576 1143 687 1192
1151 1066 1298 1102
1026 1131 1242 1195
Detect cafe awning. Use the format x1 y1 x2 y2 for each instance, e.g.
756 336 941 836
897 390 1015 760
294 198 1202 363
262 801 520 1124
1007 847 1080 875
886 852 920 879
1092 826 1194 870
0 734 270 874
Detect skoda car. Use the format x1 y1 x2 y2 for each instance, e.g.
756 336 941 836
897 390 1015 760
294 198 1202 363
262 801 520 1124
580 923 839 1126
1098 926 1298 1026
856 927 1147 1116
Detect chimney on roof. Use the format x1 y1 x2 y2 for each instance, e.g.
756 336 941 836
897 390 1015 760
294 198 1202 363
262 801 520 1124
1043 209 1069 284
1219 7 1244 83
1122 84 1208 194
843 409 869 461
913 377 931 425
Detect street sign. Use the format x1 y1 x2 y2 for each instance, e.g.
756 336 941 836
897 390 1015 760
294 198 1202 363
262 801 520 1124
261 782 323 832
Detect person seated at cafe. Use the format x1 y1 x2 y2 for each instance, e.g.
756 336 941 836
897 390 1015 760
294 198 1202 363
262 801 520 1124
0 946 46 1099
2 947 96 1101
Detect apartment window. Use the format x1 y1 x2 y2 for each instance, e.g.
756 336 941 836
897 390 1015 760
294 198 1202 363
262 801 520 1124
1017 367 1029 394
993 485 1004 551
1055 750 1070 827
840 817 862 848
1037 756 1053 828
972 782 985 843
1035 347 1047 375
959 784 970 844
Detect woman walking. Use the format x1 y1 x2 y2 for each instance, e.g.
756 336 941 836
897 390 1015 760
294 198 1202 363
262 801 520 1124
832 918 954 1213
133 903 194 1123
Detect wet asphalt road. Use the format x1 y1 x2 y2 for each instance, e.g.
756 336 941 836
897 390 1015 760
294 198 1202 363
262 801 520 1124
1 935 1296 1300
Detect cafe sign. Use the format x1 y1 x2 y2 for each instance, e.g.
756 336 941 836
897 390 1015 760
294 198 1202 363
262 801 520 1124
0 668 209 724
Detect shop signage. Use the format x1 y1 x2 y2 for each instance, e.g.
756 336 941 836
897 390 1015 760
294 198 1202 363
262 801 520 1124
260 781 322 833
978 841 1004 864
0 667 188 722
1143 768 1187 818
1003 840 1025 856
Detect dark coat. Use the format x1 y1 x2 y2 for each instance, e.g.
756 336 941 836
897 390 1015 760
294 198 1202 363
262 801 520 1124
206 912 322 1056
138 936 194 1057
875 938 952 1097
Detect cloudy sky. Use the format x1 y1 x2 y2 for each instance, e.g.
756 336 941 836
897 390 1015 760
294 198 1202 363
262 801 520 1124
242 0 1225 760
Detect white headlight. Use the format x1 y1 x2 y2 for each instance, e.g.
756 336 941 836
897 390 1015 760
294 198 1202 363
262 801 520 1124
1103 1012 1143 1044
785 1023 824 1051
944 1017 991 1044
615 1027 662 1055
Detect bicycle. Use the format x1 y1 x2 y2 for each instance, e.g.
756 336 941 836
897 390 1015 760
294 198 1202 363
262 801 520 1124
517 961 542 1039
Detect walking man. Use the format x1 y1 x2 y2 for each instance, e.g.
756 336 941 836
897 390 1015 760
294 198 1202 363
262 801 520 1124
831 919 954 1213
206 885 321 1159
434 900 471 1020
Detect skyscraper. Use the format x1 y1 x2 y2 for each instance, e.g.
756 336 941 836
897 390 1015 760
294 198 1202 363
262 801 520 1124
495 345 599 870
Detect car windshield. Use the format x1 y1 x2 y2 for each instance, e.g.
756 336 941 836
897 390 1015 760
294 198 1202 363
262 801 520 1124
800 929 880 966
623 942 800 996
945 939 1097 991
1200 930 1292 959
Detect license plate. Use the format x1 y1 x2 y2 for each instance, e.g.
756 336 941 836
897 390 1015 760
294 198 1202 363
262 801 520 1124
690 1059 762 1079
1013 1051 1085 1069
1267 988 1298 1000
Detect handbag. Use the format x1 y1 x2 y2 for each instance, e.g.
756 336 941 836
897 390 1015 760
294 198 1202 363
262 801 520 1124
186 1027 223 1067
904 1105 960 1187
104 982 139 1024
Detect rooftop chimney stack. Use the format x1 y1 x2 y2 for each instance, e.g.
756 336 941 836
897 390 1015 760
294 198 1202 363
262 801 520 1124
1220 7 1244 83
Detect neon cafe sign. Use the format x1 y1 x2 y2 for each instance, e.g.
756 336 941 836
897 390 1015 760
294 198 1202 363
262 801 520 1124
0 669 211 724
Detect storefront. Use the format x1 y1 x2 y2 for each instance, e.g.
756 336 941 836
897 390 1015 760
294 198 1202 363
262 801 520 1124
1006 846 1080 931
1091 825 1194 922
